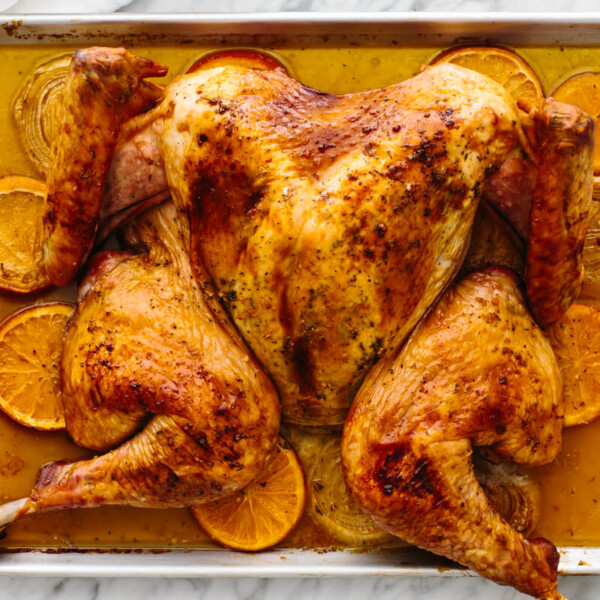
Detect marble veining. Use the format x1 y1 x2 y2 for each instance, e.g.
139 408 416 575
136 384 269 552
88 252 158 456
1 1 600 599
0 575 599 600
3 0 600 13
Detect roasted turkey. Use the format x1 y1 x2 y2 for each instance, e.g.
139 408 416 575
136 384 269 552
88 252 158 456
0 47 594 600
102 49 591 427
8 201 280 515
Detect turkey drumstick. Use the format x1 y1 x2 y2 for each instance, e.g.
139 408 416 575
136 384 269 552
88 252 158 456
342 268 564 600
3 201 280 521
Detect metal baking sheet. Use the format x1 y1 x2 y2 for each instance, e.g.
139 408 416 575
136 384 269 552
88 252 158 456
1 12 600 578
1 546 600 578
3 12 600 46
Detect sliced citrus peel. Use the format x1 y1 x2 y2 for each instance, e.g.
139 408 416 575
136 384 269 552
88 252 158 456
547 303 600 427
191 436 306 551
429 45 544 100
0 302 73 430
185 49 290 75
0 176 51 294
12 53 72 177
551 71 600 176
579 197 600 306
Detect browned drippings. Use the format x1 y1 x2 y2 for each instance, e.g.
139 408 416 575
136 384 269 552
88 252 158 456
1 43 600 550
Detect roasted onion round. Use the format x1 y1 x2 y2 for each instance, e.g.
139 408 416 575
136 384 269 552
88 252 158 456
290 430 394 547
475 457 541 537
579 188 600 306
12 53 72 177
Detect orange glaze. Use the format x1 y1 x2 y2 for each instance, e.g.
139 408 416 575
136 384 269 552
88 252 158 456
1 43 600 550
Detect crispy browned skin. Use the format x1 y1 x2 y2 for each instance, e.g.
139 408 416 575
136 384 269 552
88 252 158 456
100 119 170 242
106 57 592 427
119 61 529 427
17 52 590 595
342 268 564 599
22 202 279 513
522 98 594 328
43 47 166 287
76 249 132 303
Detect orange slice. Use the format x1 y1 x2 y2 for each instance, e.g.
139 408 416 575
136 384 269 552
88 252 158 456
0 302 73 430
551 72 600 175
186 50 289 75
430 46 543 100
0 176 50 294
191 436 306 551
579 197 600 306
547 303 600 427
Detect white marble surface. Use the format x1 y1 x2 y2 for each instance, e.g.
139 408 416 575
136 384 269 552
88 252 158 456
0 575 599 600
1 2 599 600
2 0 600 12
0 576 594 600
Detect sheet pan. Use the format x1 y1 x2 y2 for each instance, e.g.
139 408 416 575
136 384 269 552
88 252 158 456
0 12 599 578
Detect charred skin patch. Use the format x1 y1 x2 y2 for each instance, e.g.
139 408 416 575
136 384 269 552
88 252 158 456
375 445 447 509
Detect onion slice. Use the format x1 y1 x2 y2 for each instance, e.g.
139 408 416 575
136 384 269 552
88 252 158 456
12 53 72 177
475 456 541 537
288 428 396 547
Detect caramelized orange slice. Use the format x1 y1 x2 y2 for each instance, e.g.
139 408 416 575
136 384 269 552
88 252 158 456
551 72 600 175
186 50 289 75
579 197 600 306
0 302 73 430
430 46 543 100
191 437 306 551
547 303 600 427
0 176 50 294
